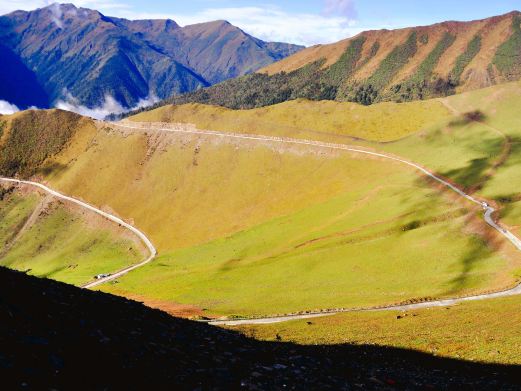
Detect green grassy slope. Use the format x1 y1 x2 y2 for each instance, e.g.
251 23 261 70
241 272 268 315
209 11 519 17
234 295 521 365
100 167 511 316
3 82 521 318
130 98 451 142
0 185 143 286
121 81 521 316
381 81 521 238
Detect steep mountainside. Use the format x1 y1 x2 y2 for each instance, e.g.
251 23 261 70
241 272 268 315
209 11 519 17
0 3 302 110
122 19 302 85
162 11 521 109
1 106 518 317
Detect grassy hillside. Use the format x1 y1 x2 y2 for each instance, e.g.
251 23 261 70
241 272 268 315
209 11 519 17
101 173 513 316
381 81 521 238
1 111 513 316
0 109 89 176
120 81 521 316
146 11 520 111
3 82 521 317
234 295 521 365
136 80 521 242
0 184 144 285
130 98 451 142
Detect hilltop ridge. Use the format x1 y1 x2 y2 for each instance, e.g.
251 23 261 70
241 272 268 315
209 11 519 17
160 11 521 109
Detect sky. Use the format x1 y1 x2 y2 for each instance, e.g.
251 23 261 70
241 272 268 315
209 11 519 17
0 0 520 46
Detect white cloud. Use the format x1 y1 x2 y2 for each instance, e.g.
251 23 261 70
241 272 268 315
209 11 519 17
0 1 130 16
55 91 158 120
0 100 20 115
118 6 362 46
323 0 357 18
0 2 363 46
48 2 63 28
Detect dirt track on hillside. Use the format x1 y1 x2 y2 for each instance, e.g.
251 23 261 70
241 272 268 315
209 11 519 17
2 119 521 325
109 121 521 325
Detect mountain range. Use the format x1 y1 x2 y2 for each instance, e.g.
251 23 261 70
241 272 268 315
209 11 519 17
165 11 521 109
0 3 303 111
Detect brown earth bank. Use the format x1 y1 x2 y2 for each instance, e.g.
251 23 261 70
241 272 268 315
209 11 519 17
1 267 521 390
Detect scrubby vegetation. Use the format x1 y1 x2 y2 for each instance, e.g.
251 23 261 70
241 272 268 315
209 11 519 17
493 14 521 79
163 37 367 110
121 12 521 115
449 35 482 83
385 33 457 101
323 36 366 86
0 110 83 177
357 33 418 94
160 34 421 109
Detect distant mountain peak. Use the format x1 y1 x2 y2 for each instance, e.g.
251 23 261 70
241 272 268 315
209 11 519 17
125 18 181 34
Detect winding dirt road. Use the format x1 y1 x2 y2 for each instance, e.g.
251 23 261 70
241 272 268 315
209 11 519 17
2 121 521 325
112 122 521 325
0 177 157 289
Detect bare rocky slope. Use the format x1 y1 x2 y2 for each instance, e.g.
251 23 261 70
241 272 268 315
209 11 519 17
1 266 521 390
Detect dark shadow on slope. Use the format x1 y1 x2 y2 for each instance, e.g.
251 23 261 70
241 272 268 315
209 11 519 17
0 268 521 390
411 174 499 295
444 237 497 294
1 267 520 390
0 43 49 109
440 157 492 192
35 161 68 177
448 110 487 127
495 193 521 221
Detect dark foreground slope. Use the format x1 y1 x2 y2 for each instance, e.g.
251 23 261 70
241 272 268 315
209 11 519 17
1 268 520 390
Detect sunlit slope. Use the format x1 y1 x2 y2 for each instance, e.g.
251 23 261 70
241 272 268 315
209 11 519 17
234 295 521 365
100 166 516 315
129 98 451 142
381 81 521 236
47 129 391 252
1 107 519 316
132 81 521 241
0 185 143 285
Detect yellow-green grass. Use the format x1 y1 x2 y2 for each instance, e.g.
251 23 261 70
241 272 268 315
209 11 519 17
6 112 508 316
233 295 521 365
98 153 517 316
3 91 518 316
131 81 521 240
381 81 521 236
46 128 404 252
129 98 452 142
0 187 143 286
